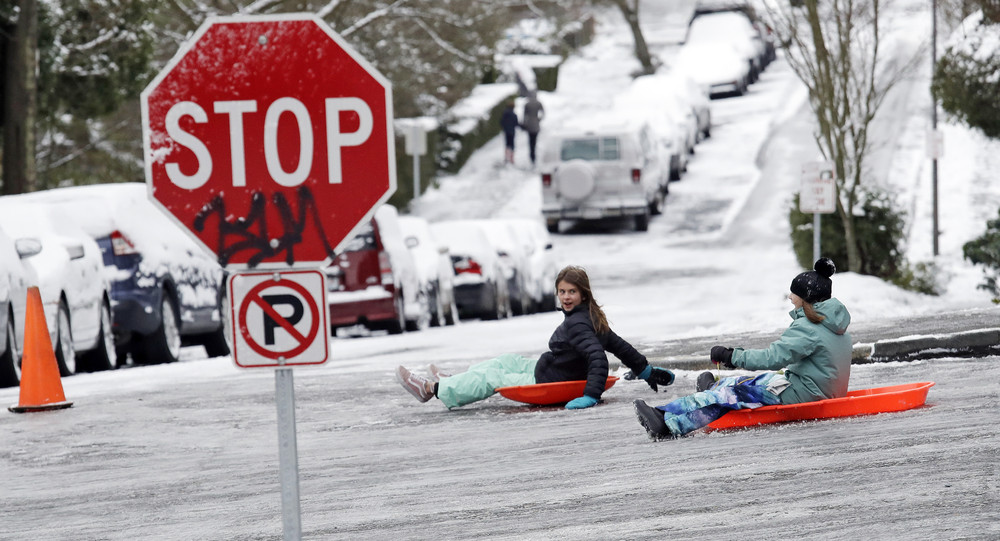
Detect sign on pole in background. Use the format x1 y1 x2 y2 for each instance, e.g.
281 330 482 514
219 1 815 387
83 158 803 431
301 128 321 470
799 161 837 214
926 128 944 160
800 161 836 264
141 14 396 270
229 269 328 369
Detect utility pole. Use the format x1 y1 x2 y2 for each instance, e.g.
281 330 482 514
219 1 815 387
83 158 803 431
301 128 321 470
931 0 940 256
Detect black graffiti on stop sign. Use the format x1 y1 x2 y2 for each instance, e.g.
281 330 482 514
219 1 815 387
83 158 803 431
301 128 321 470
193 186 336 268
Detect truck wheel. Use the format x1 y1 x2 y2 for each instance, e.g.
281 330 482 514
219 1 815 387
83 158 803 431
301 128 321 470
635 210 650 232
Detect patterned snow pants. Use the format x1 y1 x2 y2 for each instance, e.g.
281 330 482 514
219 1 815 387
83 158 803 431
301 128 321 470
436 353 537 409
655 373 784 436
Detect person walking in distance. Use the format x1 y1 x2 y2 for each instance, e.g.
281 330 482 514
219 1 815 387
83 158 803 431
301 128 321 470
500 100 519 165
522 91 545 165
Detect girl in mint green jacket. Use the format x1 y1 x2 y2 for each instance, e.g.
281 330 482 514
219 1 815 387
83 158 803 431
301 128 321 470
634 258 852 439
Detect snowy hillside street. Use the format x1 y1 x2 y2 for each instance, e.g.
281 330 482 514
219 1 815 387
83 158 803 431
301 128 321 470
3 1 1000 540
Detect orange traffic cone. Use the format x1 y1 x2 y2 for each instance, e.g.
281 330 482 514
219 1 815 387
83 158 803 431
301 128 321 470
8 286 73 413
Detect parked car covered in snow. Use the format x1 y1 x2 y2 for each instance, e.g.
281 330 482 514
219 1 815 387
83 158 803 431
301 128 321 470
0 200 117 378
663 68 713 143
539 117 670 232
14 184 229 365
326 205 431 335
674 41 752 98
469 219 534 316
430 221 511 320
616 75 696 181
0 226 28 387
503 218 559 312
686 10 767 84
398 215 458 327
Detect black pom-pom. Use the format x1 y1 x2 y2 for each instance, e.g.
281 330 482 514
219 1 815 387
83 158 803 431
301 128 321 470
814 257 836 278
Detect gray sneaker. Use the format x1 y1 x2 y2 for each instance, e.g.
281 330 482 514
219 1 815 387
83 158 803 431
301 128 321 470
428 364 452 381
395 365 434 402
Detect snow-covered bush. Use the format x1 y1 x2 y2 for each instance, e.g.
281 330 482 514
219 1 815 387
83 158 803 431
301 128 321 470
932 10 1000 139
963 208 1000 302
789 189 933 292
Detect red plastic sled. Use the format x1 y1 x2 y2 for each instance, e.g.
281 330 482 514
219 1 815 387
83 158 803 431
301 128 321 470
496 377 620 405
707 381 935 429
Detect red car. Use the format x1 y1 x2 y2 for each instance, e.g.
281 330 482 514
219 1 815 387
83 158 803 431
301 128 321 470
325 206 429 335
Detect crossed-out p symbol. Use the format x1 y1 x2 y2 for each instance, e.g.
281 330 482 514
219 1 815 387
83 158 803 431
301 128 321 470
229 269 329 368
261 294 303 345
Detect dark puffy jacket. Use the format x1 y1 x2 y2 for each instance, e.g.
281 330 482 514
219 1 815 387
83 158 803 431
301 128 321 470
500 107 519 135
534 304 649 399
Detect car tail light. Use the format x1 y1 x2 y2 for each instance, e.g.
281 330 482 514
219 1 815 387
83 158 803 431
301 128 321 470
631 169 641 184
110 230 137 256
378 251 394 285
453 256 482 275
542 173 552 187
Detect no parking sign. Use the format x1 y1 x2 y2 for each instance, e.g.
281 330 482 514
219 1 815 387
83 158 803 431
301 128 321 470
229 270 328 368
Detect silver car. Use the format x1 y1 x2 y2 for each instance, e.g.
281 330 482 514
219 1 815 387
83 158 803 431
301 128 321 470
540 119 670 232
0 225 28 387
0 201 117 380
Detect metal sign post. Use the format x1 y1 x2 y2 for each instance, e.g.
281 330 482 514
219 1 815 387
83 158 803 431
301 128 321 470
228 269 327 540
275 367 301 540
405 123 427 198
800 162 837 262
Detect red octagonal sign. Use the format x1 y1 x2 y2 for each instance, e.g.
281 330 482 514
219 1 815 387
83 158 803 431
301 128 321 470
142 14 396 269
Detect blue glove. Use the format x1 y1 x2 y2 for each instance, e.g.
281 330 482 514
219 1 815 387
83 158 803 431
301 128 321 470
565 395 599 410
625 365 675 392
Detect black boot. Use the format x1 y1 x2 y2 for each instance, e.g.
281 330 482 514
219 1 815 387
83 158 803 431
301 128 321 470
633 400 673 440
696 371 717 392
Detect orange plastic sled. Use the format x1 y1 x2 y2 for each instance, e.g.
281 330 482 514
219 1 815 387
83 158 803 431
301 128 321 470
707 381 935 430
496 376 620 405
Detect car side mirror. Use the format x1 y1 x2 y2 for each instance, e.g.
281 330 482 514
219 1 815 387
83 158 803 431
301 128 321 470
405 236 419 249
15 238 42 258
437 245 449 255
545 243 553 250
65 243 86 260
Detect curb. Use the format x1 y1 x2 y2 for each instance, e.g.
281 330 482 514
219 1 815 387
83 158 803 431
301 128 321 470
861 327 1000 363
630 328 1000 372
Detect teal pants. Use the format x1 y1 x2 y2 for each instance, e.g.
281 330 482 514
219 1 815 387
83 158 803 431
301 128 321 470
436 353 537 409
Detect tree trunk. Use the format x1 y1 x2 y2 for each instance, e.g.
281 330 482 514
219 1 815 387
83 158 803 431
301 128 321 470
840 206 861 273
614 0 655 75
2 0 39 195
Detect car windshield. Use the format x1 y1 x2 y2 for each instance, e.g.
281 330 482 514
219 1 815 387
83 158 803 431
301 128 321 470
341 221 376 252
560 137 620 161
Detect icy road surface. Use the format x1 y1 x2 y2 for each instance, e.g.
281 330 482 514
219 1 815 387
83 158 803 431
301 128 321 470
1 352 998 539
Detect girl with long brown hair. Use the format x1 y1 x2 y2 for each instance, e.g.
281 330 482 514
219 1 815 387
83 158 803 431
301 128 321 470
395 265 674 409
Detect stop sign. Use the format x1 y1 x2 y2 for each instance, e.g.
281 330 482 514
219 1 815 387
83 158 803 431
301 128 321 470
141 14 396 269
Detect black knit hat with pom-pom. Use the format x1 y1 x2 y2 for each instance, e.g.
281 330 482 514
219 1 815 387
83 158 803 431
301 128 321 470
790 258 836 304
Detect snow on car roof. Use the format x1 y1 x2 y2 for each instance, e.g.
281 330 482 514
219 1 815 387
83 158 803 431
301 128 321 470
0 200 83 238
429 220 497 264
11 183 221 278
544 110 650 138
